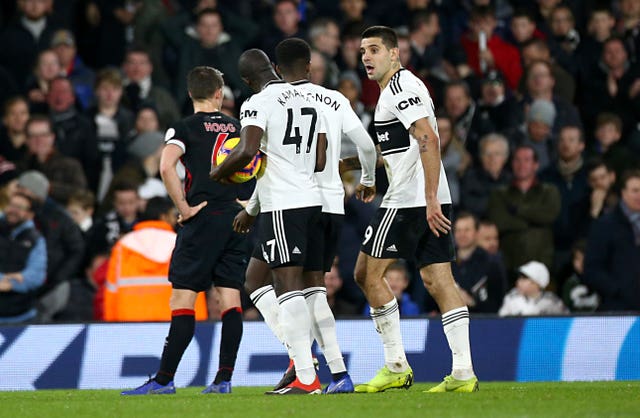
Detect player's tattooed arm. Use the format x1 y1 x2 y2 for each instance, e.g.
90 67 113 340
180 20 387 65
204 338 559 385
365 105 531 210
409 123 429 153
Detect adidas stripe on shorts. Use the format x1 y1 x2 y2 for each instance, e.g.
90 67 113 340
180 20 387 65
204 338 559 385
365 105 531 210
360 205 456 267
252 206 323 268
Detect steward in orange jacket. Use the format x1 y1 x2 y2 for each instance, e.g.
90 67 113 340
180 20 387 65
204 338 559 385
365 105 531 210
104 220 207 321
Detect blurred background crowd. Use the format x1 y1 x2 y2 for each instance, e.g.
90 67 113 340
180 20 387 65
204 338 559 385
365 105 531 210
0 0 638 324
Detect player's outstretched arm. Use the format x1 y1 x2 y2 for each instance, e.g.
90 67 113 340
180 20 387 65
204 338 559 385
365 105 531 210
409 118 451 237
210 125 262 181
160 143 207 224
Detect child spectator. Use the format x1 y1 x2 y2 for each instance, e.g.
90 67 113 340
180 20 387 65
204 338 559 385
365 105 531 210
498 261 567 316
362 261 421 316
588 113 639 178
66 189 95 234
561 240 600 312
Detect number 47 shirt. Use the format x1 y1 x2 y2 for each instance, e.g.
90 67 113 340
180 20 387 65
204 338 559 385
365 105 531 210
240 80 326 212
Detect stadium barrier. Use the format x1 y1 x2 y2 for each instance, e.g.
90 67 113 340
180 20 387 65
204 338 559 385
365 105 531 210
0 316 638 390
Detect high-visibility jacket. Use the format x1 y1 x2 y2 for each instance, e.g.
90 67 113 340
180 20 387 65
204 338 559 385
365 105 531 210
104 220 207 321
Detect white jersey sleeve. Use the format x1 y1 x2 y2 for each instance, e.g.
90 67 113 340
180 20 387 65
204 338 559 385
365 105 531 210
386 76 435 130
239 95 270 131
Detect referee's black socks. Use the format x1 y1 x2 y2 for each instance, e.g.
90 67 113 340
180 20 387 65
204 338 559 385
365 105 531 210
155 309 196 385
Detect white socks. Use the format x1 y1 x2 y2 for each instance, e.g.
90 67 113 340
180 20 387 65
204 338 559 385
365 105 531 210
441 306 475 380
278 291 315 384
250 285 285 344
370 298 409 373
303 287 347 374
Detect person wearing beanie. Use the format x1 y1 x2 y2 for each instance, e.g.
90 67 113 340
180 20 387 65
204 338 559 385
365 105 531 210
16 170 85 322
498 260 568 316
515 98 557 172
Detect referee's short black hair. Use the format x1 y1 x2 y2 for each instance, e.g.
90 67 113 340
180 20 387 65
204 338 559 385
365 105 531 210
276 38 311 72
362 26 398 49
188 66 224 101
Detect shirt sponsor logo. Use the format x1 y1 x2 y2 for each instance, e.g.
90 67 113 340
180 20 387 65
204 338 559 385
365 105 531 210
396 96 422 111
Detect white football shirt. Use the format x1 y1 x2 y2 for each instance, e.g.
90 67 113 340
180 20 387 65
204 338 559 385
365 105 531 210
374 69 452 208
291 80 377 214
239 80 324 212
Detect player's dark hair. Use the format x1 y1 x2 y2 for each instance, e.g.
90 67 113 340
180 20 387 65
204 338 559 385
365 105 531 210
361 26 398 49
276 38 311 73
141 196 174 221
187 66 224 101
456 211 479 230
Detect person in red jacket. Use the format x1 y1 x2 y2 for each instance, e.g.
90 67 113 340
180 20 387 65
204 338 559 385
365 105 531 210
460 5 523 91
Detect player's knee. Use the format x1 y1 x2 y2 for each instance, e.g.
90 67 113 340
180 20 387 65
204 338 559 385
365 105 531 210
354 264 367 288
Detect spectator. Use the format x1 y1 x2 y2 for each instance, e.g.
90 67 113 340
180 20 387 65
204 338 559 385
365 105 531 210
548 4 580 75
122 46 180 130
324 258 359 317
618 0 640 63
579 37 640 137
87 180 140 261
584 169 640 311
339 0 371 29
588 112 639 178
498 260 567 316
25 49 63 114
0 192 47 324
443 80 475 145
47 76 99 190
175 9 248 108
586 158 618 219
577 8 616 81
561 240 600 312
337 71 372 151
508 7 546 50
468 70 522 159
50 29 95 110
461 133 511 219
476 218 508 271
0 96 30 162
540 125 590 273
520 38 575 104
488 145 561 278
438 114 471 208
91 0 143 68
310 49 329 87
0 0 62 88
20 114 87 204
103 196 207 321
66 189 95 234
259 0 305 60
515 99 556 172
16 170 85 322
131 104 160 136
453 212 507 313
460 5 523 90
522 59 581 136
0 158 19 213
362 261 421 316
309 17 341 88
87 68 135 202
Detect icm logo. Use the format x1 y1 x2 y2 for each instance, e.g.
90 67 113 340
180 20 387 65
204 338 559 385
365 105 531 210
377 131 390 142
241 109 258 119
397 96 422 110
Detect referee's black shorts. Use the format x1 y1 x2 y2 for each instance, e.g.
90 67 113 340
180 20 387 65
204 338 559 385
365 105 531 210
169 205 249 292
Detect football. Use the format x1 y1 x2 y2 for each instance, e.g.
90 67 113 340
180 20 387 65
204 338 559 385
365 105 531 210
215 137 263 183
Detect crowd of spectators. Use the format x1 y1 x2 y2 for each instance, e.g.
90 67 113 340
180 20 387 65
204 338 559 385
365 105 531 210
0 0 639 323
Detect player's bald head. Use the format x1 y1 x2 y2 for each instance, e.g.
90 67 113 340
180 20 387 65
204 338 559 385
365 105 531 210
238 49 273 79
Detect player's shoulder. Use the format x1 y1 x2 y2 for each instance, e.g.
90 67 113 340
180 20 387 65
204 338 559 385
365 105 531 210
384 68 426 97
